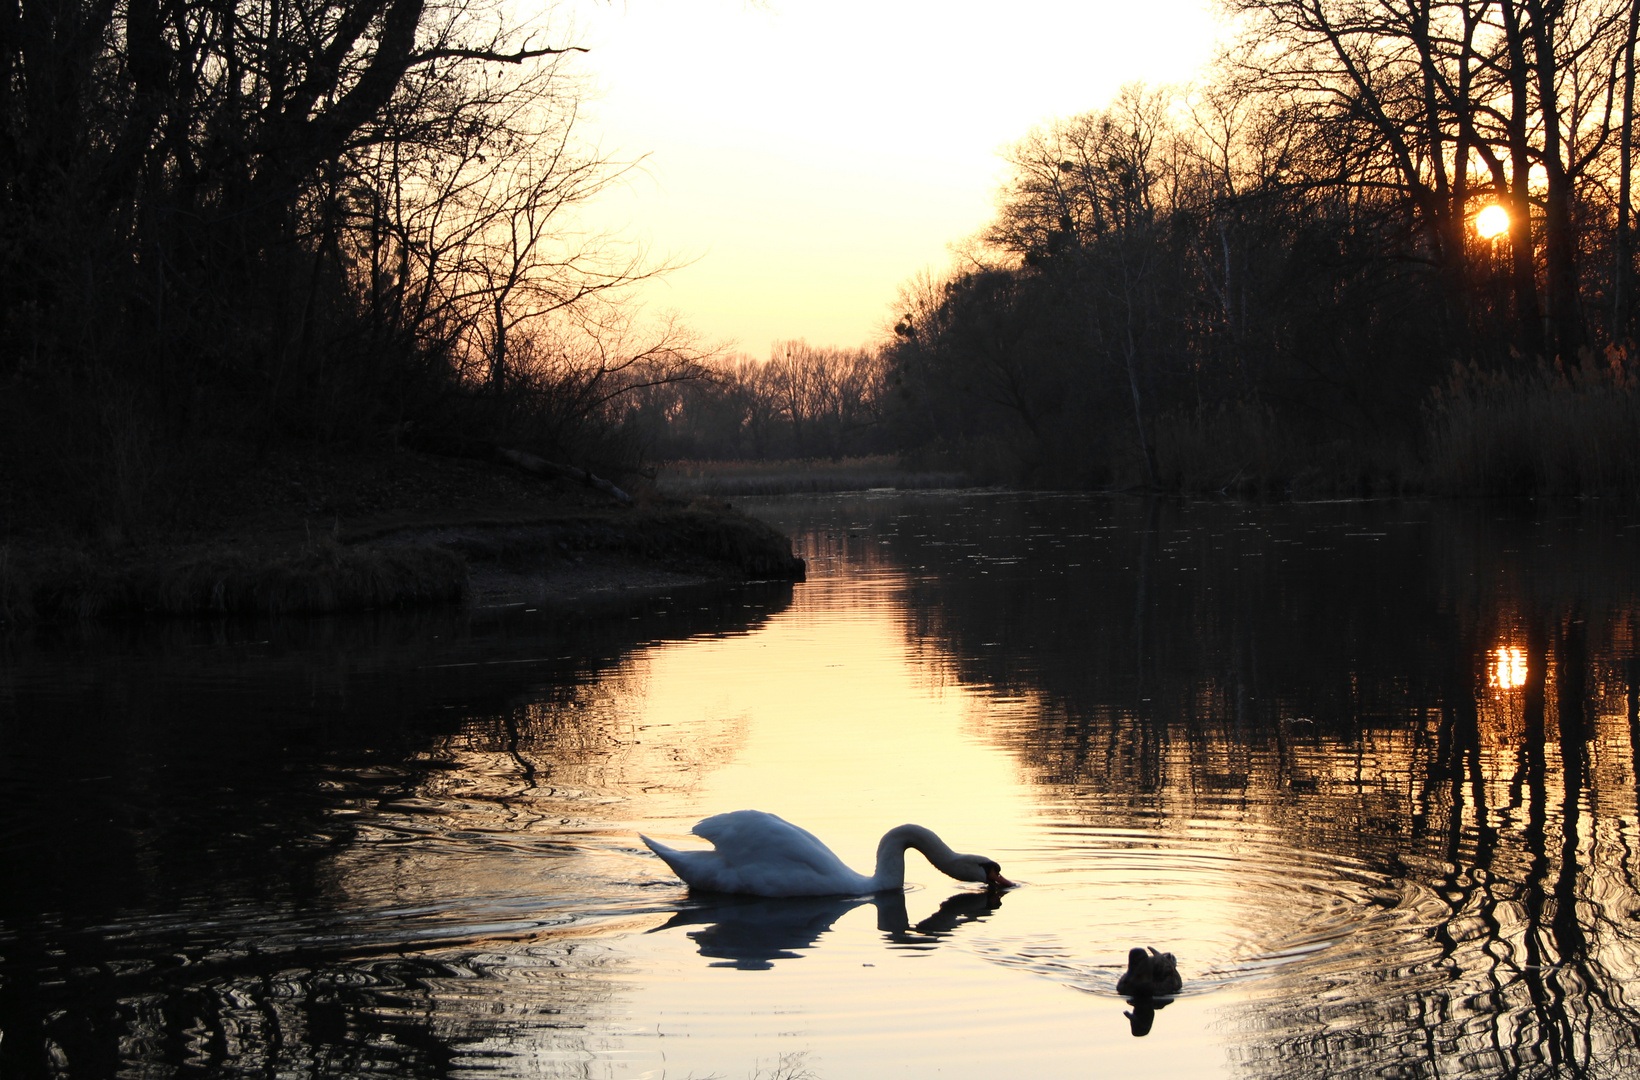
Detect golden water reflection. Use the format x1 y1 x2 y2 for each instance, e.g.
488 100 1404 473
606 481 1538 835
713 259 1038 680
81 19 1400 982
315 495 1640 1079
325 580 1640 1075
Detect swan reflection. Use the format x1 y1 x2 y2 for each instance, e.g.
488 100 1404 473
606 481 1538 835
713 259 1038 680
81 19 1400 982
879 886 1004 944
652 888 1006 969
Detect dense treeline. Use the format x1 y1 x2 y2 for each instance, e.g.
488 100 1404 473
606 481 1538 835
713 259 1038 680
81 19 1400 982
934 0 1640 492
645 1 1640 495
902 0 1640 492
1 0 696 534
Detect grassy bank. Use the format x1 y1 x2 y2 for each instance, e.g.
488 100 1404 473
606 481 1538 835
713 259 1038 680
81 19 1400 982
2 541 466 622
0 449 805 627
1 508 804 626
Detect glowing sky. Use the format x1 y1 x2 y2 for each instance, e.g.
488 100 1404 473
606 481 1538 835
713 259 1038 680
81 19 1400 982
570 0 1224 354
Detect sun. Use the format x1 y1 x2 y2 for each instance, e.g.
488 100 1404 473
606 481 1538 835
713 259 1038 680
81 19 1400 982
1475 204 1510 239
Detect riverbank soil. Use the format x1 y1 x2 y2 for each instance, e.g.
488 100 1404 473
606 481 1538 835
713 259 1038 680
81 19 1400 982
0 446 805 624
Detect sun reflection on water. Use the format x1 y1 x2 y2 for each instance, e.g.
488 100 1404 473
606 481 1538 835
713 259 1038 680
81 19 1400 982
1489 645 1528 689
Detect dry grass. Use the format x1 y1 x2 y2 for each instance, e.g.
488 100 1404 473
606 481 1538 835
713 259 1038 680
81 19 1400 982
411 504 807 580
5 503 806 625
653 456 972 497
19 540 467 621
1425 353 1640 496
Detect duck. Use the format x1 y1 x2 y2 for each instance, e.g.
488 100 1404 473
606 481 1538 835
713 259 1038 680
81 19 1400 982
641 809 1015 898
1116 946 1182 997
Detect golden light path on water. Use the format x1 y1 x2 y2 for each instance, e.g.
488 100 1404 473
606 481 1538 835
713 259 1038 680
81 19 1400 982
602 567 1238 1079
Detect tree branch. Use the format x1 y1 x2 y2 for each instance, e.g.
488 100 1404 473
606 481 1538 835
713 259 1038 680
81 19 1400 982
412 44 590 65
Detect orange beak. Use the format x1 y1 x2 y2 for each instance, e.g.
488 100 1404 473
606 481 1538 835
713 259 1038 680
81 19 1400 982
986 868 1015 889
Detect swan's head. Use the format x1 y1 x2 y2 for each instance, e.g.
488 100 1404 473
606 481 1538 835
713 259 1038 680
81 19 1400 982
889 825 1016 889
945 854 1016 889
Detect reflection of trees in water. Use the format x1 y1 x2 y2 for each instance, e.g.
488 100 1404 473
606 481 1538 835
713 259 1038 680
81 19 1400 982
57 937 630 1077
1215 612 1640 1079
875 495 1640 1077
0 584 791 1079
314 663 751 914
417 666 747 817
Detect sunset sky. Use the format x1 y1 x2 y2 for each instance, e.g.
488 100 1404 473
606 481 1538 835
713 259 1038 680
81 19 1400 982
572 0 1224 355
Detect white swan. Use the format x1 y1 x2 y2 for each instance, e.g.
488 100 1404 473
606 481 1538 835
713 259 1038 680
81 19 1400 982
641 810 1015 897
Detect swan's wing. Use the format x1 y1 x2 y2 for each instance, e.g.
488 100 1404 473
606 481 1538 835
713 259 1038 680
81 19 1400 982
646 811 869 896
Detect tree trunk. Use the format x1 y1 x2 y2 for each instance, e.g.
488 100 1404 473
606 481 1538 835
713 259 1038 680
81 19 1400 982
1122 319 1157 487
1616 0 1639 340
1525 0 1582 364
492 295 507 394
1501 0 1547 360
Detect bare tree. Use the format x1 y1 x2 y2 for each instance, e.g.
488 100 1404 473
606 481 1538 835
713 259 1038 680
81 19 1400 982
0 0 689 494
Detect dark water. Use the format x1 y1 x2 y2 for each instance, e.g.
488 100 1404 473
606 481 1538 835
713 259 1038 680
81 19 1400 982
3 492 1639 1078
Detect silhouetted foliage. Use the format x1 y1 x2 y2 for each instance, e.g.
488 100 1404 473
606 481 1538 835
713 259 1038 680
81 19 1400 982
0 0 698 534
643 5 1640 495
870 1 1640 492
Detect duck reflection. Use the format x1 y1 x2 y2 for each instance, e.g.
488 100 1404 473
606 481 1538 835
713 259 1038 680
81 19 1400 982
1122 999 1171 1037
652 888 1006 970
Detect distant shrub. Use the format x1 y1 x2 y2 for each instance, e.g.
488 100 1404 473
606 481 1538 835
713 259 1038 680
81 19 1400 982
0 546 33 626
653 457 973 497
1150 402 1292 495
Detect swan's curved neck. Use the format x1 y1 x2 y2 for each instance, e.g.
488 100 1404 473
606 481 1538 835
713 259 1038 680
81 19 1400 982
872 824 960 888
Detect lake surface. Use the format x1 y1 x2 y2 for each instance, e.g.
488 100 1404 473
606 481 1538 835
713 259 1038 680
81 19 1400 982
4 492 1640 1078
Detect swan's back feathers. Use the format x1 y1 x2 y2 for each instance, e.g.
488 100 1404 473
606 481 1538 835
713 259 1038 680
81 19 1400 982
643 810 874 897
693 811 847 870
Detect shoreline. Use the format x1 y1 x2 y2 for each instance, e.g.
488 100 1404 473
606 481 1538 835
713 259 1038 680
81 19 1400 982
0 510 805 625
0 450 807 627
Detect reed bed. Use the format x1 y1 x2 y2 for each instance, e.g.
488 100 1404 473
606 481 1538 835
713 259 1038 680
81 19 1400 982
1425 356 1640 496
653 456 973 497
